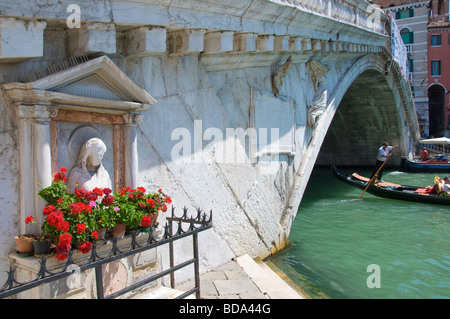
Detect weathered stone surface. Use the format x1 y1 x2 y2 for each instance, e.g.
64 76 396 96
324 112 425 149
0 18 46 61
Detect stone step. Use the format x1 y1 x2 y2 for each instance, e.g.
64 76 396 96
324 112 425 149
235 254 307 299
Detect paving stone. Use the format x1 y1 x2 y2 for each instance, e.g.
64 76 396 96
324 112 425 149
213 279 261 296
201 270 227 281
200 279 219 296
239 292 268 299
213 260 242 271
217 294 240 299
224 269 248 280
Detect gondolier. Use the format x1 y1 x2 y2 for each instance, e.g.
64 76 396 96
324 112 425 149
370 142 398 181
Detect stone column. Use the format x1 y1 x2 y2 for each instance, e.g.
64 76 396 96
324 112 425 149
16 105 53 235
123 113 143 189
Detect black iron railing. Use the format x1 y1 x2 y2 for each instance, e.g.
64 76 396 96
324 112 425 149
0 208 212 299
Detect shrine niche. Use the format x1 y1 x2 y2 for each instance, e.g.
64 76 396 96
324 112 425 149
0 55 155 235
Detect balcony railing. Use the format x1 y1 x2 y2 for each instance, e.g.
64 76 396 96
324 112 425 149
0 208 212 299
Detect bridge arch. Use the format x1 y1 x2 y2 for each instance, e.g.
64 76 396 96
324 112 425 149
316 54 416 167
282 54 418 230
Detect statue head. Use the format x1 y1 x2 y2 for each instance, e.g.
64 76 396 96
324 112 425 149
77 138 107 171
67 137 111 193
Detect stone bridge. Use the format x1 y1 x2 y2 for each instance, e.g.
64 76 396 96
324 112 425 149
0 0 418 277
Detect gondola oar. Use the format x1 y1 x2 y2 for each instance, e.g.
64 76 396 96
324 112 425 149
358 148 396 200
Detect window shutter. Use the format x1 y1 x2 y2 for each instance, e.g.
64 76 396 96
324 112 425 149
410 32 414 44
396 11 400 19
409 8 414 17
409 59 414 72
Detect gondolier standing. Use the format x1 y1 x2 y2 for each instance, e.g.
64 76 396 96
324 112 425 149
370 142 398 181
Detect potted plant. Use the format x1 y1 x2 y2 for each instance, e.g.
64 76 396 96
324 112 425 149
36 167 172 258
14 224 37 255
112 187 171 232
21 215 54 255
33 234 53 255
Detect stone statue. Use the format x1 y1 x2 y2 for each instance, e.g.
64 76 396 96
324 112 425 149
67 137 112 193
306 59 329 127
272 56 292 97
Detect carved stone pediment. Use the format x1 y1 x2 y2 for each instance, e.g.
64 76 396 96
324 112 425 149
1 55 156 114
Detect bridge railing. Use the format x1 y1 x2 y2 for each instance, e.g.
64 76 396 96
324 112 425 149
268 0 389 35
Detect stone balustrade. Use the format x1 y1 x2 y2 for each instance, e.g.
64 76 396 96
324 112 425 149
270 0 388 35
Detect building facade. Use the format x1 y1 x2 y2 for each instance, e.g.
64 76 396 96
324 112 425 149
427 0 450 137
375 0 450 138
374 0 431 136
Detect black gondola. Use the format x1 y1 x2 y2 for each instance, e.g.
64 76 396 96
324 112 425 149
332 165 450 205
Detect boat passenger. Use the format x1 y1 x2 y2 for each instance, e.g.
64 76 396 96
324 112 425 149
420 148 429 161
443 177 450 194
434 176 450 196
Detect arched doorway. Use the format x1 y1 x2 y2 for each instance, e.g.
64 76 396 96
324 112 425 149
428 84 445 137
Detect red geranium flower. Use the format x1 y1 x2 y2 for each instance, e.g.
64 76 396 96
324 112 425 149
56 221 70 232
77 224 86 234
43 205 56 216
102 195 114 206
47 211 63 227
146 199 155 208
140 216 152 228
79 241 92 254
91 231 98 240
55 241 71 260
59 233 72 245
25 216 34 224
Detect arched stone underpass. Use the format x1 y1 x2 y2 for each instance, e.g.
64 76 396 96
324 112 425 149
316 69 405 168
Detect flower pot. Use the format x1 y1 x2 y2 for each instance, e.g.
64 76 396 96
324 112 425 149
152 212 159 227
33 240 52 254
14 235 35 254
111 223 126 239
96 228 107 240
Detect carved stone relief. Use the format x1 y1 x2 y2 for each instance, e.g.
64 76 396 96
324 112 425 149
306 60 329 127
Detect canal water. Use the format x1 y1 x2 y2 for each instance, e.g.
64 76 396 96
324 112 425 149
269 167 450 299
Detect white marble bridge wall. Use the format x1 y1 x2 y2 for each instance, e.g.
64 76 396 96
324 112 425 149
0 0 419 285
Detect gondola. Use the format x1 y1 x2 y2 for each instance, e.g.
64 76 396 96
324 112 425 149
400 156 450 173
332 165 450 205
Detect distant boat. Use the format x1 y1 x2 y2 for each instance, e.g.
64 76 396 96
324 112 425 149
332 165 450 205
400 156 450 173
400 137 450 173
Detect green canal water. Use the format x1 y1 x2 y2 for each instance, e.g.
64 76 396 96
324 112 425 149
269 167 450 299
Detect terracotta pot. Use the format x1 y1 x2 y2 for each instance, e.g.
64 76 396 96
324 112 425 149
152 212 159 227
111 223 126 239
96 228 107 240
14 235 35 254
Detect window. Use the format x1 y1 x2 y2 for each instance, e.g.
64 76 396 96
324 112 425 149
408 59 414 73
400 28 414 44
431 60 441 76
431 34 441 46
396 8 414 19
